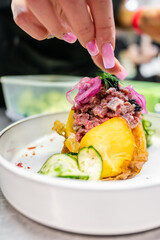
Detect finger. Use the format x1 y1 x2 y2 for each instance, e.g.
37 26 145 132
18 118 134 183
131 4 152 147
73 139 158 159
26 0 77 43
92 54 128 81
11 0 49 40
88 0 116 69
59 0 96 49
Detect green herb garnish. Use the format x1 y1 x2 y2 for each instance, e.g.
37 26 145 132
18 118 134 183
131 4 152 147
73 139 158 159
142 117 155 147
97 72 120 91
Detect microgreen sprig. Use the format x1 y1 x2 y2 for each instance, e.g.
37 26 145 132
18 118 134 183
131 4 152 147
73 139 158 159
97 71 120 91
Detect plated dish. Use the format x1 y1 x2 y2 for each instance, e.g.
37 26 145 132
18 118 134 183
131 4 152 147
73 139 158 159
0 73 159 235
40 73 153 181
0 111 160 235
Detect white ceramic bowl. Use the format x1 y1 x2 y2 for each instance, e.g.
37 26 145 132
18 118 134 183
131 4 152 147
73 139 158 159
0 112 160 235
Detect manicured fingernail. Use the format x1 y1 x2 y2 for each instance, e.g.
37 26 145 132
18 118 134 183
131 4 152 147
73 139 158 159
102 43 115 69
86 40 99 56
12 5 27 19
62 32 77 44
115 67 128 80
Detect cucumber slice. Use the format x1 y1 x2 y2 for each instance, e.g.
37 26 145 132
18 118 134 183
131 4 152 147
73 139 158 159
78 146 103 180
66 152 78 161
38 153 88 180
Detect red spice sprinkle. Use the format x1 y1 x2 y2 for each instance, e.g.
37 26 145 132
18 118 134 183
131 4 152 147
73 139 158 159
25 154 28 157
16 163 23 168
27 166 31 169
50 138 54 142
32 151 36 156
27 146 36 150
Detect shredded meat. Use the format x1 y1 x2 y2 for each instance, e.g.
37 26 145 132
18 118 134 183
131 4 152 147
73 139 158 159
72 84 142 142
106 97 124 111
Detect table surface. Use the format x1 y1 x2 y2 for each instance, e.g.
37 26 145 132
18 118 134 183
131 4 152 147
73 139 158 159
1 108 160 240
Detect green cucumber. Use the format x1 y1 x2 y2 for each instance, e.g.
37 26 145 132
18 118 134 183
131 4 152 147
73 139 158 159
38 153 88 180
66 152 78 161
78 146 103 181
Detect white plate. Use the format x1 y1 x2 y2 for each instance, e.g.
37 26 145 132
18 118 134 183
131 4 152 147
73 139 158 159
0 112 160 235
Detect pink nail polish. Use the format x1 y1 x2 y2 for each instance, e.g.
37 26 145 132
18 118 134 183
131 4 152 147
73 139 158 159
102 43 115 69
62 32 77 44
12 5 27 19
116 67 128 80
86 40 99 56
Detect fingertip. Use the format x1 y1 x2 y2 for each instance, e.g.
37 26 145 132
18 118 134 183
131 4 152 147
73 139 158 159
102 43 115 69
11 2 28 20
115 67 128 80
86 40 99 56
62 32 77 43
14 12 49 40
92 55 127 80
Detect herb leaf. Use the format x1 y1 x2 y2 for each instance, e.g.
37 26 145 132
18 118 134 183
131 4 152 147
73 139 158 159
97 71 120 91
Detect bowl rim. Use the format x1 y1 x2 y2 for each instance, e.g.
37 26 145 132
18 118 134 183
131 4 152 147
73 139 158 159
0 112 160 192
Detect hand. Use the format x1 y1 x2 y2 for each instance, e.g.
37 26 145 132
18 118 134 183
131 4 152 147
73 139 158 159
140 8 160 43
11 0 128 80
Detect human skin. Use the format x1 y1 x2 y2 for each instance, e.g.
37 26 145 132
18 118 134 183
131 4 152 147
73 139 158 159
117 1 160 43
11 0 128 80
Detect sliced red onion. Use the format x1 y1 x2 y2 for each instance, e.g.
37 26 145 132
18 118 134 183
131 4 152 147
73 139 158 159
66 77 90 105
66 76 101 106
126 85 148 114
66 89 75 105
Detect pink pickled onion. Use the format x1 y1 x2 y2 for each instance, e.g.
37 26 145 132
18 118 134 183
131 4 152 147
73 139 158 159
126 85 148 114
66 77 90 105
66 76 101 106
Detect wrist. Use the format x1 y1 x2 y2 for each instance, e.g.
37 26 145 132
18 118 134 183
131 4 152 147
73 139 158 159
132 8 144 34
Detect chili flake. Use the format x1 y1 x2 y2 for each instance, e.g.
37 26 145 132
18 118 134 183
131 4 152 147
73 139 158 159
27 146 36 150
32 151 36 156
16 163 23 168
